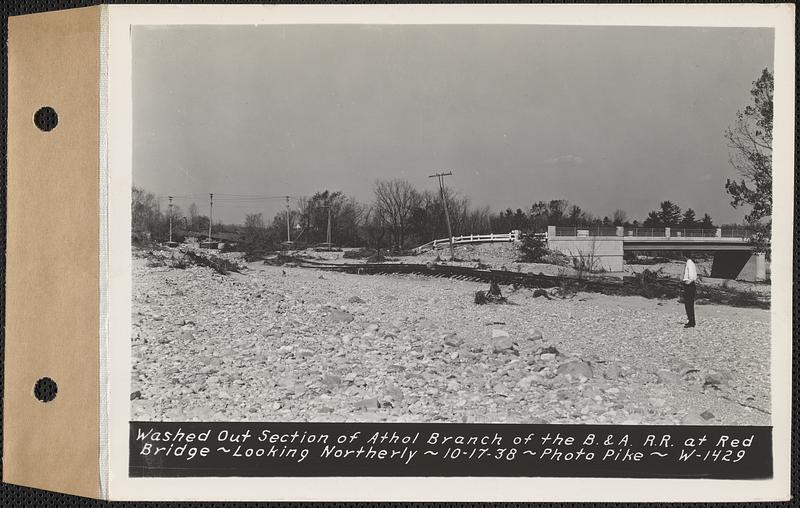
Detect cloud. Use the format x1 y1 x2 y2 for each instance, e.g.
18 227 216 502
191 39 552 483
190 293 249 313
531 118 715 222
541 154 585 167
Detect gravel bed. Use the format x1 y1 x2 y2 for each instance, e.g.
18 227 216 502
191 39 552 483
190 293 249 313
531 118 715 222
131 257 771 425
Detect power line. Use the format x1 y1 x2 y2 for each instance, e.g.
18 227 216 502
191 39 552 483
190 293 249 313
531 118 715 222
158 194 305 202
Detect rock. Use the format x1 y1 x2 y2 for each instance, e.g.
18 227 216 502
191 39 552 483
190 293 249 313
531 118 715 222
517 373 551 390
491 330 514 353
442 332 463 347
536 345 560 356
295 349 314 359
540 353 556 362
328 309 354 324
516 376 534 390
604 363 622 380
700 410 715 421
384 385 404 403
687 383 703 394
649 397 666 408
557 360 594 379
492 329 510 339
681 412 707 425
704 370 732 388
475 283 507 304
353 397 380 410
321 373 341 387
527 329 544 341
493 383 510 397
656 370 681 385
347 296 365 304
366 323 380 333
130 390 142 401
532 289 552 299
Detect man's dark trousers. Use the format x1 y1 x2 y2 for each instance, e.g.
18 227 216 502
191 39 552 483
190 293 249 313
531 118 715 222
684 282 696 326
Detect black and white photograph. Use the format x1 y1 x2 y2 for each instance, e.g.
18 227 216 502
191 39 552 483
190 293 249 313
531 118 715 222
129 22 775 429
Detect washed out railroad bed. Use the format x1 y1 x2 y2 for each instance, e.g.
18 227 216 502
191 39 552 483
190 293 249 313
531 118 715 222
131 253 771 425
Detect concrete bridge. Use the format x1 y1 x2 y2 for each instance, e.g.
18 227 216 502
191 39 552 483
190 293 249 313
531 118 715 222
545 226 765 280
415 226 766 281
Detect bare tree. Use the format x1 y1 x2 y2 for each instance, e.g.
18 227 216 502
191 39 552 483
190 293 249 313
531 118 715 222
188 203 199 230
244 213 265 230
360 206 388 248
612 209 627 226
131 186 162 236
373 179 422 250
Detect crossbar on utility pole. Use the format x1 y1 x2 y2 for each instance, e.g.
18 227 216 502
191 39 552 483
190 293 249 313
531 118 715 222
429 171 455 260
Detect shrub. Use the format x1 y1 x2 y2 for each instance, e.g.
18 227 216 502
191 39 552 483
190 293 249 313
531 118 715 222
539 251 572 267
367 249 387 263
170 256 190 269
343 248 376 259
516 235 548 262
184 250 243 275
474 259 490 269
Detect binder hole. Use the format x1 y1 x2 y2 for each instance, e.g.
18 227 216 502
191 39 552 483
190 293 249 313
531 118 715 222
34 377 58 402
34 106 58 132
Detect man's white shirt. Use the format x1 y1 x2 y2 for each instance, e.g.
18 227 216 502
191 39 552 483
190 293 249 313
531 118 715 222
683 259 698 284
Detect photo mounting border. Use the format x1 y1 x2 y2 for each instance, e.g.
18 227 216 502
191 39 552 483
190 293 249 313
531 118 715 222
104 3 794 502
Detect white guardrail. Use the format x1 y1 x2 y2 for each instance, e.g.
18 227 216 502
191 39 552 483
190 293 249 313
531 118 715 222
415 231 524 253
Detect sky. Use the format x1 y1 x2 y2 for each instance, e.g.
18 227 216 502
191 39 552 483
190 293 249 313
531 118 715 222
132 24 774 226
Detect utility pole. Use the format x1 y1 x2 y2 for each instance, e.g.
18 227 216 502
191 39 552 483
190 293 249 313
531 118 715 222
322 203 332 248
208 193 213 247
285 196 291 243
168 196 174 244
429 172 454 260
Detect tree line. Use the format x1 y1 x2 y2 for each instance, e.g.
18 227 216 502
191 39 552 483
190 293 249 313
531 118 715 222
133 182 728 252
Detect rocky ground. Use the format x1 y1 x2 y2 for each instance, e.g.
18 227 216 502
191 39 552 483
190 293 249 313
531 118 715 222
131 248 771 425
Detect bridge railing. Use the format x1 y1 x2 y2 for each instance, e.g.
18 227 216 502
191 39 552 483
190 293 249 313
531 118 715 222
721 228 754 238
624 227 667 237
555 226 619 236
431 232 518 246
622 227 752 239
665 228 718 238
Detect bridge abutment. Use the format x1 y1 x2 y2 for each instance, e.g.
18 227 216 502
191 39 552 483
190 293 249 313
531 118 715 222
546 236 624 272
710 251 766 281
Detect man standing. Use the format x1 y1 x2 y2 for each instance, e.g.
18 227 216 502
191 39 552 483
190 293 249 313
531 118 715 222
682 257 698 328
